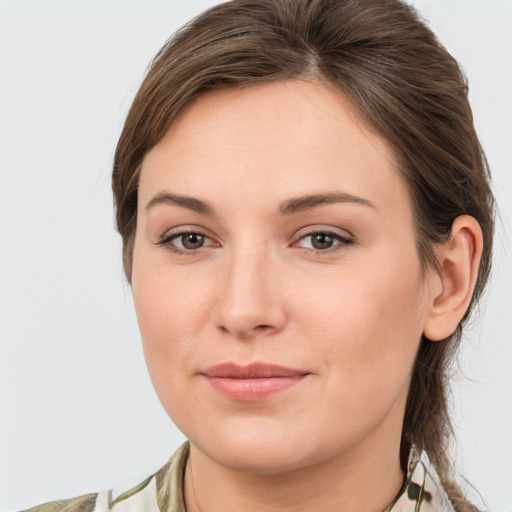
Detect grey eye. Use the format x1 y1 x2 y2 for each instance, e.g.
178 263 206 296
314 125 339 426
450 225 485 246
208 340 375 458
297 231 352 252
180 233 206 249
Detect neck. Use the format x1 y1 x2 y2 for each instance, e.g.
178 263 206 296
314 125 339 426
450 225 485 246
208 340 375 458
183 428 404 512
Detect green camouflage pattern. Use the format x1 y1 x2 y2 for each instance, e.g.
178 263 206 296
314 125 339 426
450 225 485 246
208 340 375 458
19 443 455 512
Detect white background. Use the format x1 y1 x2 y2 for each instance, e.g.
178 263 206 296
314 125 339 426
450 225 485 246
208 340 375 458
0 1 511 510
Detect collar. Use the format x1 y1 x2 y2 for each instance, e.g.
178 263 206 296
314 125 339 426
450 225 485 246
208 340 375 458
384 446 456 512
110 442 455 512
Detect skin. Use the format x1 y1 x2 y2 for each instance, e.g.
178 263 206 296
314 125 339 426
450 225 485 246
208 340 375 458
131 80 482 512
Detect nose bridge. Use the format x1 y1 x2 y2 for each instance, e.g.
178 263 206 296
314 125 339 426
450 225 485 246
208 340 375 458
213 241 286 338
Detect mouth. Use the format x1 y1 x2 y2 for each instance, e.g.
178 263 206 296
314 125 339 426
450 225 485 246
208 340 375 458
200 362 310 401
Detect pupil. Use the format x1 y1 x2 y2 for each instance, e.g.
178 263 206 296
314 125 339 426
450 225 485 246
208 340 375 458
312 234 333 250
182 233 204 249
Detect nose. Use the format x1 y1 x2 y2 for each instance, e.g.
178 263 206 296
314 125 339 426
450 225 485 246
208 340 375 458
212 248 288 340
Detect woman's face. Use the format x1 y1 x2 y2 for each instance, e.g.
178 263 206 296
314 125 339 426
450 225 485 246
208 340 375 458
132 80 436 474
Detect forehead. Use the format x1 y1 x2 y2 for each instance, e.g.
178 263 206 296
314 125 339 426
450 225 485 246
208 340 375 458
139 80 410 219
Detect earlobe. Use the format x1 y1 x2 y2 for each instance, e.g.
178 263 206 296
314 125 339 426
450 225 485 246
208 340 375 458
423 215 483 341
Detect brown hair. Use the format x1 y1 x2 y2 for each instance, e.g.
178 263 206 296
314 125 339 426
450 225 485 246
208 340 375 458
112 1 494 509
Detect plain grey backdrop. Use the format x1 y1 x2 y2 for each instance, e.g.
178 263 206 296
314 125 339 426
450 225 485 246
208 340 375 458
1 0 511 510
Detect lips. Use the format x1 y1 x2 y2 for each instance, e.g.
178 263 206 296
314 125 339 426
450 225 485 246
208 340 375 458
200 362 310 401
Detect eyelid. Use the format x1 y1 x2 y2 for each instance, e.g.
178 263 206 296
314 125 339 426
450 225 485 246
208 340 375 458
154 225 354 255
292 227 354 253
156 226 220 254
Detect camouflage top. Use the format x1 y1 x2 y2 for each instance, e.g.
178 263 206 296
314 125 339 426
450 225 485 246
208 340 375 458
21 443 455 512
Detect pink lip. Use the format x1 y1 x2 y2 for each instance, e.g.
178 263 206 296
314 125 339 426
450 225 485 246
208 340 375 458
200 363 310 401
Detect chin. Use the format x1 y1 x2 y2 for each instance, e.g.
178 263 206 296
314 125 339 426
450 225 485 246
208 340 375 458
207 442 311 475
186 418 319 474
186 414 360 476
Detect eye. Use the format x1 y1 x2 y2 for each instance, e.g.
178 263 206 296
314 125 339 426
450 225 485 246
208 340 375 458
176 233 207 250
157 230 217 254
296 231 353 252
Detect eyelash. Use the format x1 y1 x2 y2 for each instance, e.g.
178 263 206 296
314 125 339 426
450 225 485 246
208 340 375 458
157 229 215 255
156 229 354 256
295 230 354 254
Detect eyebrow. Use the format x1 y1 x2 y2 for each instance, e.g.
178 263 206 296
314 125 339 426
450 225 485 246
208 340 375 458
144 190 376 216
279 191 376 215
145 191 216 216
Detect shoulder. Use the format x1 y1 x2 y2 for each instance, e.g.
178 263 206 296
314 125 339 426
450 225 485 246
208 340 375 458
18 443 190 512
20 494 98 512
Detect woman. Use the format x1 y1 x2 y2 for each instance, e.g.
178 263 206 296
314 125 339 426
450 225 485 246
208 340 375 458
18 0 495 510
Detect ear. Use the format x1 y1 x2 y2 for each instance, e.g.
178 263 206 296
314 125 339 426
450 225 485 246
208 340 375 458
423 215 484 341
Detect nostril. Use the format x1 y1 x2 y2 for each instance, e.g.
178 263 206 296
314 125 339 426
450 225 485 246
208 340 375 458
255 324 273 331
219 323 276 340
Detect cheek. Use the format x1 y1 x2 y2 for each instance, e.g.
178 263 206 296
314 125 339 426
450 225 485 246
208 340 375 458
293 249 427 400
132 241 212 338
131 250 213 403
